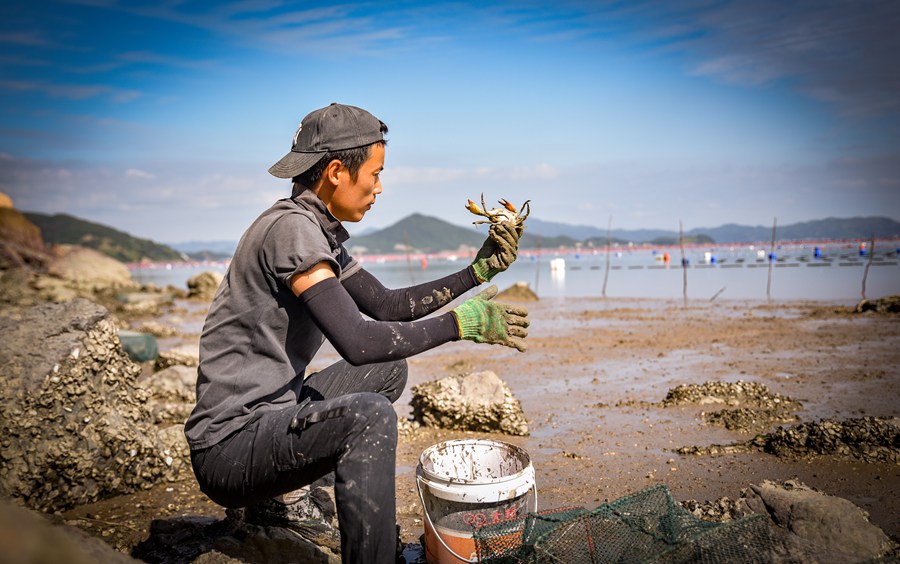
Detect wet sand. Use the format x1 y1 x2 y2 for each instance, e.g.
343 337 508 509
392 297 900 544
63 296 900 554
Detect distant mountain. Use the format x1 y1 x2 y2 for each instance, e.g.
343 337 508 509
349 213 485 254
23 212 184 263
525 218 608 240
528 216 900 245
694 217 900 243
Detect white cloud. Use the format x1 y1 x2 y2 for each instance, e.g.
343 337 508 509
126 168 155 179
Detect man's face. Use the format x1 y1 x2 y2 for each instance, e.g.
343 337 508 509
329 143 385 222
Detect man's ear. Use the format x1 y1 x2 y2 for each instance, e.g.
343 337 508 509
324 159 343 186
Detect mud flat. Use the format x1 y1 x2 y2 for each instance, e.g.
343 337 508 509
15 294 899 558
393 296 900 547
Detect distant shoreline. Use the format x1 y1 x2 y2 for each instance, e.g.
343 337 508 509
132 236 900 268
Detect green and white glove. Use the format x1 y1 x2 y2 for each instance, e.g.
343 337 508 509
471 221 522 283
452 285 529 352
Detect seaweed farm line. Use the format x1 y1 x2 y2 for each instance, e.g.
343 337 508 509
131 239 900 302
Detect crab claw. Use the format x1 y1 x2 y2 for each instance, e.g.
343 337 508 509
466 199 484 215
499 198 517 213
518 200 532 223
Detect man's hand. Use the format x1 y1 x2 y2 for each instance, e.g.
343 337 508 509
471 221 521 283
452 285 529 352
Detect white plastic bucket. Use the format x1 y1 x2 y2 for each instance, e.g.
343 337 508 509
416 439 537 563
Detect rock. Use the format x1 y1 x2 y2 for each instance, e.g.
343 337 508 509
118 330 159 362
682 480 897 562
763 416 900 463
156 424 191 479
145 366 197 426
146 365 197 403
0 205 50 270
660 380 802 410
116 291 174 316
743 480 896 562
47 245 134 291
704 407 799 434
187 271 224 300
855 295 900 313
410 370 529 435
0 498 139 563
155 344 200 370
496 282 539 302
0 299 181 512
135 320 178 337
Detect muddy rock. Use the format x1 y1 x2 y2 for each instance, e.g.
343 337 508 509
744 480 896 562
135 320 179 337
187 271 224 301
496 282 539 302
0 203 50 270
0 498 139 563
410 370 528 435
855 295 900 314
47 244 135 291
660 380 801 410
704 406 799 434
662 381 803 435
156 424 192 480
763 416 900 462
145 366 198 426
117 291 175 316
146 365 198 403
678 416 900 463
155 344 201 370
683 480 897 562
0 299 181 511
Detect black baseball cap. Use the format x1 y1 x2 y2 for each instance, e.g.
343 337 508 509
268 103 387 179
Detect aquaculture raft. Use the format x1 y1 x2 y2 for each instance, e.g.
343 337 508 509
473 484 775 563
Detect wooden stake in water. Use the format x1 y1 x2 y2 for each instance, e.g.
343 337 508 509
766 217 777 302
861 235 875 301
679 220 687 307
602 216 612 298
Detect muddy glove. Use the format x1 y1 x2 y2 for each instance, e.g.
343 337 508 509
471 222 521 283
452 285 529 352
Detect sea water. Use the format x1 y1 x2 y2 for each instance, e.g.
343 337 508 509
130 242 900 302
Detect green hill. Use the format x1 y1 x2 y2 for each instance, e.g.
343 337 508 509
349 213 487 254
24 212 184 263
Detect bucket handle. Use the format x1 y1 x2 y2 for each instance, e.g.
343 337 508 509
416 475 538 563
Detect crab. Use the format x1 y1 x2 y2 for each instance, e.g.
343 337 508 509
465 194 531 227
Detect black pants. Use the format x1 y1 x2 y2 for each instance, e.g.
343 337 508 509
191 359 408 564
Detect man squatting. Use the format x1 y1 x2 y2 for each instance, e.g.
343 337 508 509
184 103 530 563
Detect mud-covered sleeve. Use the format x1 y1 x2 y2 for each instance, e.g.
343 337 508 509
300 277 461 366
341 266 480 322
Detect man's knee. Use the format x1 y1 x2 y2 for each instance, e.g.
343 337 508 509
354 392 397 437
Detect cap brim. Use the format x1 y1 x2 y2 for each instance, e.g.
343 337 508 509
268 151 325 179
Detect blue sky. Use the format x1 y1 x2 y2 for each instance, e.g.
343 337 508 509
1 0 898 243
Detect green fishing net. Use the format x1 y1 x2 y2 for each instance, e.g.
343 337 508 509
473 484 775 563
